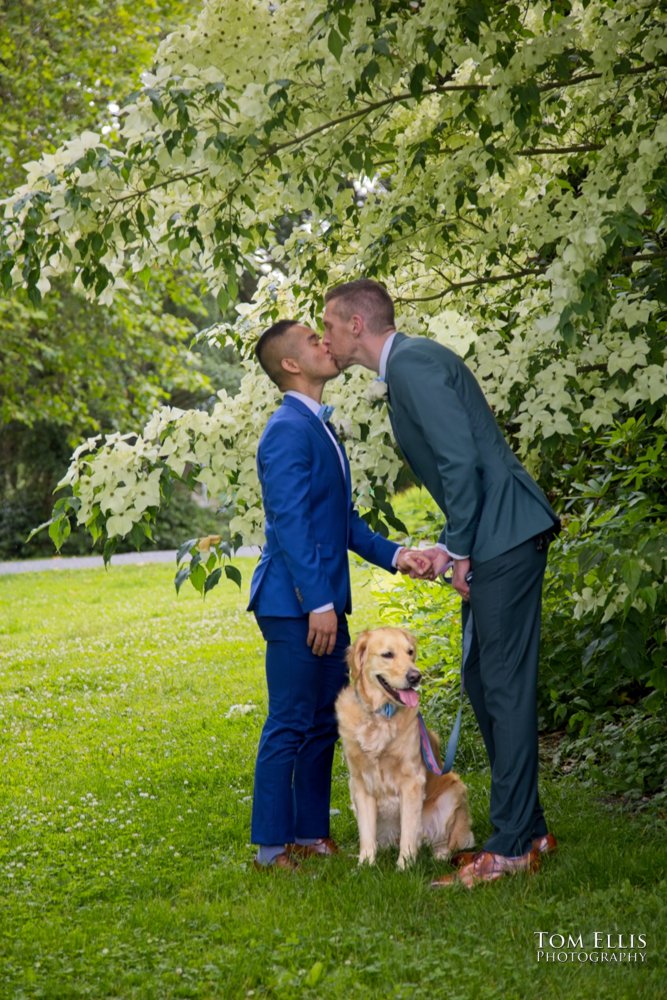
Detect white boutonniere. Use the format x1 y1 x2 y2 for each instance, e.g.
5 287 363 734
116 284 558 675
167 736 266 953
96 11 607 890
366 378 388 402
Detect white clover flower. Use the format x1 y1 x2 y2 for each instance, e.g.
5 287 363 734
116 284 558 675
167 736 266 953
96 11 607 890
225 704 256 718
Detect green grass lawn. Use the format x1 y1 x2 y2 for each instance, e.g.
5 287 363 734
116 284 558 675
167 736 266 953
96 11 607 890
1 560 664 999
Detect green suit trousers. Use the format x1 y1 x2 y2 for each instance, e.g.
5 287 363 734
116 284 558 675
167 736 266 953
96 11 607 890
463 535 550 857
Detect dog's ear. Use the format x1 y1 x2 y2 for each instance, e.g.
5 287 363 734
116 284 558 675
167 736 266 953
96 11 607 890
401 629 418 657
347 631 371 681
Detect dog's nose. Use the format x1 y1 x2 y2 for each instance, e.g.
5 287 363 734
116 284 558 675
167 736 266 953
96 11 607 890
406 668 421 687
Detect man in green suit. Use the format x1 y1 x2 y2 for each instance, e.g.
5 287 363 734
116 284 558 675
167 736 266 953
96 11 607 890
322 278 561 888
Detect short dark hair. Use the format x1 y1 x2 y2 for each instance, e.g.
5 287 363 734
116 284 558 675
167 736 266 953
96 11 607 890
255 318 299 387
324 279 395 333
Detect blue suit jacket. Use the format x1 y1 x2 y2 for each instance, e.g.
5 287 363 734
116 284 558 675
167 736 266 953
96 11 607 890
248 395 400 617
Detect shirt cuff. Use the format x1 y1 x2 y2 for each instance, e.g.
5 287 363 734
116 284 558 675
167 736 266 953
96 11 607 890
447 550 469 560
391 547 404 568
311 603 335 613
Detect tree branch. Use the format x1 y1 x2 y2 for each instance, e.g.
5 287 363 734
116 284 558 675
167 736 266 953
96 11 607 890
576 363 608 374
518 144 603 155
538 61 663 93
624 250 667 262
106 62 662 208
397 248 667 303
397 267 547 302
263 62 661 158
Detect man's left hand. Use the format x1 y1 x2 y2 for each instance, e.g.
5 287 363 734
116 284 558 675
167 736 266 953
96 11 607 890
307 609 338 657
452 558 472 600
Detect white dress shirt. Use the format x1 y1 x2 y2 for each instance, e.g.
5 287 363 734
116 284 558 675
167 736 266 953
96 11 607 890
378 332 398 381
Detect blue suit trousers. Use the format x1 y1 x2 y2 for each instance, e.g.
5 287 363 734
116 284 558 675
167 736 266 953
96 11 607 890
251 615 350 846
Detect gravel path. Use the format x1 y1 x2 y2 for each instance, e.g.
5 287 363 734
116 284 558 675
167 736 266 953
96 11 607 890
0 548 260 575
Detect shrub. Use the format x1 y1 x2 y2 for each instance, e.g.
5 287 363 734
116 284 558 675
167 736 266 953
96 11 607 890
377 456 667 804
539 416 666 730
0 482 223 560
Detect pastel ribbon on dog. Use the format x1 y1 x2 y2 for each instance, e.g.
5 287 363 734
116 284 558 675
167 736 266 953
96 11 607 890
418 610 474 775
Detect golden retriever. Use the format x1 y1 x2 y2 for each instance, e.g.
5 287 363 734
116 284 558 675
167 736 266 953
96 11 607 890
335 627 474 869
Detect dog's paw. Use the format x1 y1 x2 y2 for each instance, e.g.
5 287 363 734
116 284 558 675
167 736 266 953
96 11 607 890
358 851 377 866
396 853 416 870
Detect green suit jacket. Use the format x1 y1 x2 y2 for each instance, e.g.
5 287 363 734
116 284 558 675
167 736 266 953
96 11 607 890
385 333 558 563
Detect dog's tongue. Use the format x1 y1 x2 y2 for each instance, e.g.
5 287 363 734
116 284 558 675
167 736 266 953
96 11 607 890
398 688 419 708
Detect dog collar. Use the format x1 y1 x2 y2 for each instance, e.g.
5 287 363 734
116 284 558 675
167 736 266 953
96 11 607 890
354 688 398 719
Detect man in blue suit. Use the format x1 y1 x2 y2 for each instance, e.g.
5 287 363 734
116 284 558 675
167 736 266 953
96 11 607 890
323 280 561 888
249 319 425 869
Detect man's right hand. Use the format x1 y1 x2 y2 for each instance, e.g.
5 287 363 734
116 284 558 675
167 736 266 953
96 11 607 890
307 609 338 657
409 546 454 580
396 548 433 578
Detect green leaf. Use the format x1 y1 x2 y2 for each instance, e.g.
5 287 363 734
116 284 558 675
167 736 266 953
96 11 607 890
304 962 324 988
48 514 71 551
103 538 118 567
26 519 53 544
620 559 642 594
373 37 391 56
1 259 13 291
479 121 493 143
190 562 206 594
204 567 222 593
224 563 242 589
409 64 428 99
384 512 408 534
327 28 343 62
175 565 191 594
94 270 109 296
90 232 104 254
637 586 657 610
177 538 198 564
337 14 352 40
137 264 152 288
27 282 42 307
148 89 165 122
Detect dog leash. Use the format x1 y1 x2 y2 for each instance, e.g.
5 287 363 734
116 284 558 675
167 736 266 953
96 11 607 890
418 608 474 775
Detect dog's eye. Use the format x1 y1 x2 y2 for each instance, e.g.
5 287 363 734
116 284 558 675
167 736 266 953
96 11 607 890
407 648 414 657
381 651 394 659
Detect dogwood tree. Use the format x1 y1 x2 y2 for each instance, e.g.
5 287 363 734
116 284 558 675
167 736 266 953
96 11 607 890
1 0 665 606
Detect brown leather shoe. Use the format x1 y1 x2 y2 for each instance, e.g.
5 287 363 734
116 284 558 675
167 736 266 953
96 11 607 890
253 851 299 872
450 850 478 869
451 832 557 869
533 832 557 855
432 847 540 888
287 837 340 858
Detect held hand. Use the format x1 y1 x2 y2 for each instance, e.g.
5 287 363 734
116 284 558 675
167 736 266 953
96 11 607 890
405 546 454 581
307 609 338 657
396 548 434 579
452 557 472 601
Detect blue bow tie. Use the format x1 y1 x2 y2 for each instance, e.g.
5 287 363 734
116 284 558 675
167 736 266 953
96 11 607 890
317 404 335 423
